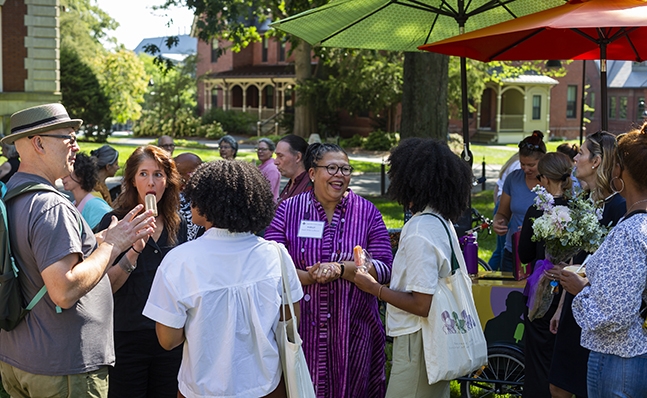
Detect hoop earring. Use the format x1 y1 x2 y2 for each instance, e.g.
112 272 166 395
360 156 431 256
611 176 625 194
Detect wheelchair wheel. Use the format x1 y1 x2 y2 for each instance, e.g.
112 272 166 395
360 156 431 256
478 258 492 272
460 344 524 397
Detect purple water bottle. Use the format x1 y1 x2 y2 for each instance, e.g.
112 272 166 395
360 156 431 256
462 233 478 275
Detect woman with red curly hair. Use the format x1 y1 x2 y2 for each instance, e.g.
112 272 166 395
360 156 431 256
97 145 187 398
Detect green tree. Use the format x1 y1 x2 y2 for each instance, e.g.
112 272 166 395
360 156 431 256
298 48 403 135
92 50 148 124
60 46 112 131
61 0 150 127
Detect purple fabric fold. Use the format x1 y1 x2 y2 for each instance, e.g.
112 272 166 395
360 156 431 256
525 259 553 310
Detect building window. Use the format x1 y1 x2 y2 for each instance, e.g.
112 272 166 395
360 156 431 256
609 96 616 119
211 40 219 63
264 86 274 108
211 88 218 109
262 37 268 62
278 40 286 62
619 96 628 119
532 95 541 120
566 85 577 119
638 97 645 119
588 92 596 118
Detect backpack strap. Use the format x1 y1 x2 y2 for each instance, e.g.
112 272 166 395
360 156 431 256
4 182 83 315
422 212 461 273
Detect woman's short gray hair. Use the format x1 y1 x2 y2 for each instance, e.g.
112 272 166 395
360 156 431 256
257 138 275 152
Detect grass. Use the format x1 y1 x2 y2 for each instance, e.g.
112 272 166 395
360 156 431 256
470 139 581 166
366 189 497 263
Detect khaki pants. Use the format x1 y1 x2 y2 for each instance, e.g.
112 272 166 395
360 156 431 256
0 361 108 398
386 330 450 398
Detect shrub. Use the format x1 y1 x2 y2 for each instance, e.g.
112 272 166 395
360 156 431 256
202 108 257 135
363 130 399 151
340 134 365 149
134 108 224 139
447 133 464 155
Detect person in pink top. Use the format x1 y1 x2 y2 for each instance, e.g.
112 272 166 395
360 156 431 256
257 137 281 200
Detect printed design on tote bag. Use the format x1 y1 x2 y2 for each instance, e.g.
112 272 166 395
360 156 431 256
441 309 478 335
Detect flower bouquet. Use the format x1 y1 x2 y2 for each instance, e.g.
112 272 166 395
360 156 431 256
527 186 608 321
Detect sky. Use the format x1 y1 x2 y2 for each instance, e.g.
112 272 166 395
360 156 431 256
95 0 195 50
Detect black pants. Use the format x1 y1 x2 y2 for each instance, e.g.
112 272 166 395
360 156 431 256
109 329 182 398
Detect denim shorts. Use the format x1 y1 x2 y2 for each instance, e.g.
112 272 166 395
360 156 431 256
587 350 647 397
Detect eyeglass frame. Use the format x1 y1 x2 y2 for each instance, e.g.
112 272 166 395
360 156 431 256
256 147 271 152
312 163 354 176
28 134 78 145
159 143 175 149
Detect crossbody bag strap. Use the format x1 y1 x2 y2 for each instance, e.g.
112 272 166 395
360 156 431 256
422 213 461 273
270 241 298 333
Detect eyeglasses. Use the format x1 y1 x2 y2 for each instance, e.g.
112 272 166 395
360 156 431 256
29 134 77 145
313 163 353 176
159 144 175 149
256 147 271 152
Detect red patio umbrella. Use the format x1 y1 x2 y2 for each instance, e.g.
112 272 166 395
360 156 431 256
419 0 647 131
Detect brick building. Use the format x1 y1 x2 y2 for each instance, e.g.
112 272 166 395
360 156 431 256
0 0 60 135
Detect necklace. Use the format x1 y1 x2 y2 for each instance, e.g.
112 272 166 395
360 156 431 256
625 198 647 215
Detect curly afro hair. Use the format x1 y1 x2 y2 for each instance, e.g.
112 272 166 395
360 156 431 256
387 138 472 221
185 160 276 233
73 152 99 192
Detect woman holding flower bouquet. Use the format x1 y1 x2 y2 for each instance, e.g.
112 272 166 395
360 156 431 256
564 127 647 397
549 131 625 398
518 152 573 398
493 131 547 272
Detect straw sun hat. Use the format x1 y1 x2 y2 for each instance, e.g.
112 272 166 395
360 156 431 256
2 103 83 145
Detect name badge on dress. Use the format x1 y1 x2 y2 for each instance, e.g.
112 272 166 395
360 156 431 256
298 220 325 239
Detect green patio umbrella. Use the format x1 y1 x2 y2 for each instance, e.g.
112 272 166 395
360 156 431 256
272 0 565 160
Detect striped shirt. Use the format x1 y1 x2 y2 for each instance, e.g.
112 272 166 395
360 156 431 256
265 190 393 398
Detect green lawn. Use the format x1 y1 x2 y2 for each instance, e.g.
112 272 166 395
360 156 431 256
366 189 497 263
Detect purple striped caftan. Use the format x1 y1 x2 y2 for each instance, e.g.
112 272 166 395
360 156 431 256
265 190 393 398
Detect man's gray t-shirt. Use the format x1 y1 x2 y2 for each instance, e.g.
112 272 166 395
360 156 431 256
0 172 115 375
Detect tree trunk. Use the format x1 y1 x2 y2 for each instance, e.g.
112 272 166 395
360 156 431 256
293 40 316 139
400 52 449 141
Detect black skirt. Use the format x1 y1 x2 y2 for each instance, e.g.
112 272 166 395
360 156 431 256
549 292 590 397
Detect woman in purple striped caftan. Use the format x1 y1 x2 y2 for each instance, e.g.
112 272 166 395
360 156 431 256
265 143 392 398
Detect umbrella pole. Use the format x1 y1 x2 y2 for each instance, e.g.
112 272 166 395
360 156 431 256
600 43 608 131
580 60 586 145
460 56 473 165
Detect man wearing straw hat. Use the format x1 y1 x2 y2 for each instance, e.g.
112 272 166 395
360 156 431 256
0 103 156 397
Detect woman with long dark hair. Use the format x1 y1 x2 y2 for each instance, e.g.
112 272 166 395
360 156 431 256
97 145 187 398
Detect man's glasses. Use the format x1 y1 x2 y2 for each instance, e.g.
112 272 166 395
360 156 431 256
313 163 353 176
29 134 77 145
159 144 175 149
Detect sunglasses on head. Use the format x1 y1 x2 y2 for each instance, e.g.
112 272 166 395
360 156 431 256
518 141 542 151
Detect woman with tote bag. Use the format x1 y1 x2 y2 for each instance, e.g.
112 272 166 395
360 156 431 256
355 138 487 398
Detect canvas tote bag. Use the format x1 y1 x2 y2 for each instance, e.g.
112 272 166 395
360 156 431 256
271 242 316 398
422 213 488 384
